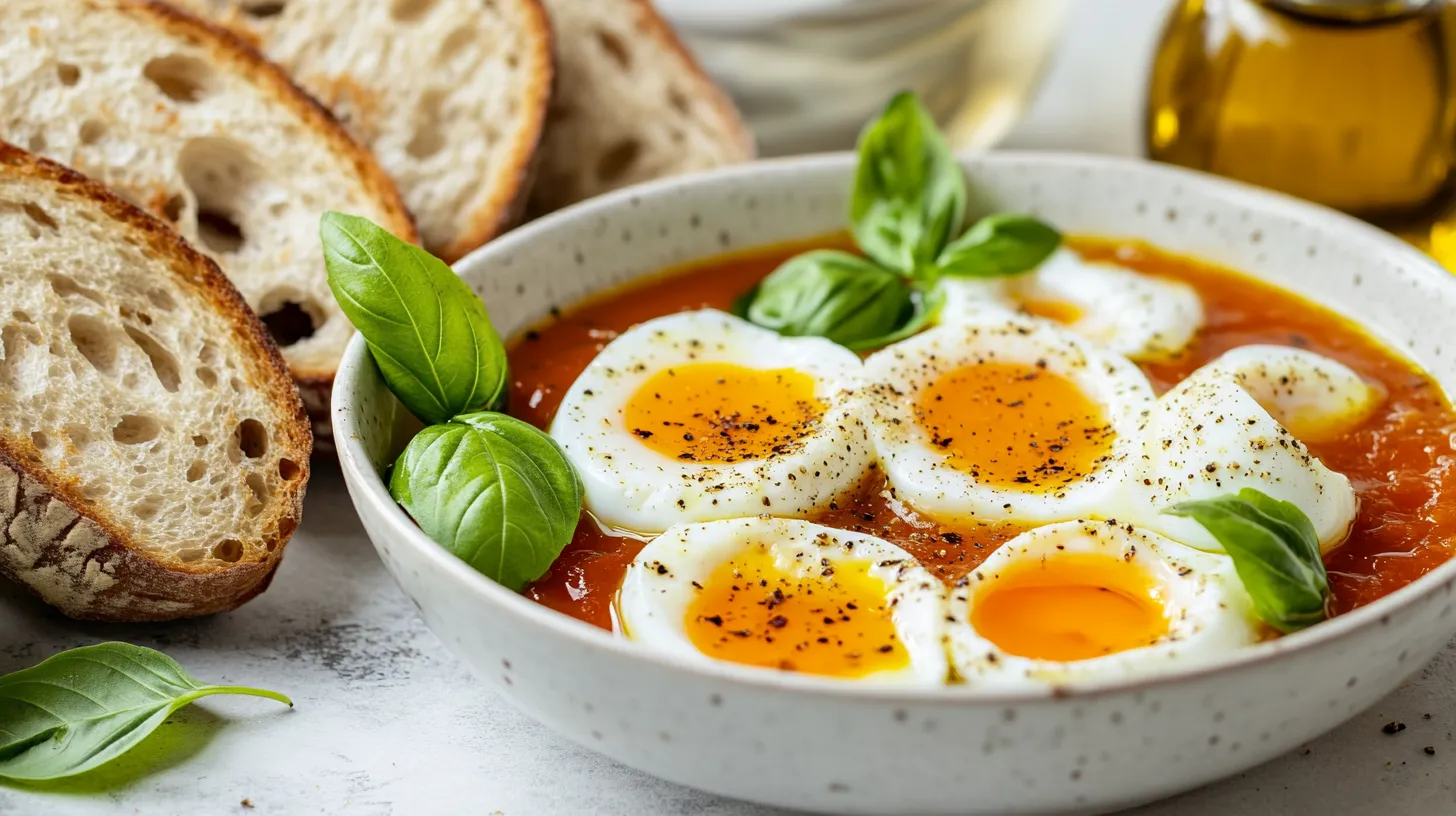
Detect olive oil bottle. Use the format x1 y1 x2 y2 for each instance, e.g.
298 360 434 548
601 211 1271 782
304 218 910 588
1146 0 1456 237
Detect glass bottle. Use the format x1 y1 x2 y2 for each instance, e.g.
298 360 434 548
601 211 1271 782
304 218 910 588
1146 0 1456 236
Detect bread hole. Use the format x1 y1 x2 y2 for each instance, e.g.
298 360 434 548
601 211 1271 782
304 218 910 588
78 119 106 146
440 26 475 62
236 419 268 459
68 314 117 373
142 54 213 103
65 423 92 449
12 310 33 324
391 0 437 22
243 1 287 16
178 138 262 254
48 273 106 304
245 472 270 516
132 494 163 521
266 538 279 553
29 431 48 452
196 209 245 253
134 464 148 474
160 193 185 224
113 414 161 445
595 29 631 70
178 548 206 563
278 457 301 481
193 433 209 447
406 90 448 159
258 292 323 347
197 365 218 388
199 341 220 365
230 376 244 394
56 63 81 86
122 373 138 389
123 326 181 391
596 139 642 184
26 132 46 153
23 203 58 232
187 460 207 482
147 288 178 312
82 481 108 499
213 539 244 563
669 89 691 117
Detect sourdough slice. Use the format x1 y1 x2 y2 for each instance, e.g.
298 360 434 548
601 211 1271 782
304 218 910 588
528 0 755 216
0 0 417 436
172 0 553 262
0 144 311 621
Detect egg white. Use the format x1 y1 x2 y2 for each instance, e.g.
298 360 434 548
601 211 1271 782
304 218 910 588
946 520 1260 690
549 309 875 533
939 248 1204 362
862 314 1155 524
1121 345 1376 553
618 517 950 685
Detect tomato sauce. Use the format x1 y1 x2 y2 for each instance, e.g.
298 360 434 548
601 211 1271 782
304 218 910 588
509 236 1456 630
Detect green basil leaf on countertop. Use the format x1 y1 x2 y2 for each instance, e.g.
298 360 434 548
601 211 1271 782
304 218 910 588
390 413 583 591
1164 488 1330 634
743 250 913 349
0 642 290 782
935 213 1062 279
321 211 507 425
850 91 967 277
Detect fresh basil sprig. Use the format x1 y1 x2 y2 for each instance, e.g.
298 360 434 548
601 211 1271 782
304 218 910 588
737 91 1061 350
322 214 584 590
322 211 507 425
0 643 289 781
851 91 967 276
392 413 582 591
1165 488 1330 634
936 213 1062 279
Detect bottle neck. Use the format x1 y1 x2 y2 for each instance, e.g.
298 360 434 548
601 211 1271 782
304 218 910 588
1259 0 1438 22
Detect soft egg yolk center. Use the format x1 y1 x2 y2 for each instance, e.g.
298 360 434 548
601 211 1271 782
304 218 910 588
972 554 1169 662
684 544 910 678
1020 298 1083 326
914 362 1114 490
624 362 824 464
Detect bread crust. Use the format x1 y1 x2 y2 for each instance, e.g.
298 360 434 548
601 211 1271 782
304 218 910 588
0 144 311 621
440 0 554 262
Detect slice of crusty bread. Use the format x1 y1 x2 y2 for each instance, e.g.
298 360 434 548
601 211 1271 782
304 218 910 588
0 144 312 621
0 0 417 436
528 0 754 216
172 0 553 262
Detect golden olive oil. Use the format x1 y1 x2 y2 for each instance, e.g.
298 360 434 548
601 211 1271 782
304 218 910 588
1146 0 1456 228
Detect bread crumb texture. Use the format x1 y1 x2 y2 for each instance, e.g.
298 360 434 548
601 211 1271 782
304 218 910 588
0 0 414 385
176 0 552 260
0 151 309 619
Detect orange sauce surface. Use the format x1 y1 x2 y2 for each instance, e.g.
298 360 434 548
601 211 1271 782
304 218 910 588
511 236 1456 630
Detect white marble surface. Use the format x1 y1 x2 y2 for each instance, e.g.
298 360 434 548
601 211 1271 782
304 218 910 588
6 1 1456 814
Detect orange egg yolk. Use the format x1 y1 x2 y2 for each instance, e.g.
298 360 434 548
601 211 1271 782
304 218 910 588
683 544 910 678
972 554 1169 662
1020 298 1083 325
624 362 824 464
914 362 1114 490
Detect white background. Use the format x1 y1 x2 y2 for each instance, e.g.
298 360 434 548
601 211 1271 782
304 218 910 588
5 1 1456 813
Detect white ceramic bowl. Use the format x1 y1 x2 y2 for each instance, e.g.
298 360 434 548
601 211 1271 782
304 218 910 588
333 153 1456 815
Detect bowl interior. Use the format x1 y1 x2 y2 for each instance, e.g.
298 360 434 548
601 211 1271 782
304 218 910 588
333 151 1456 692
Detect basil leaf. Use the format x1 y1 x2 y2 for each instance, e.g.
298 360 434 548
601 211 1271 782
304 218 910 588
850 282 945 352
321 211 507 425
850 91 967 277
390 412 583 591
1165 488 1330 634
742 251 912 348
0 643 290 781
935 213 1062 279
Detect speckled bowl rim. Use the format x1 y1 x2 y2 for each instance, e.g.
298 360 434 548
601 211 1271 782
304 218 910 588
333 151 1456 703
